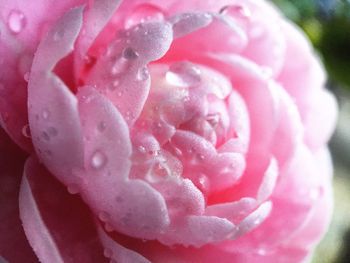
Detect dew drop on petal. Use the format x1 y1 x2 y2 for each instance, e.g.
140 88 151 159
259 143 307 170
173 147 183 156
53 29 65 41
219 4 251 20
24 72 30 82
47 127 58 137
197 174 209 192
108 80 120 91
105 223 114 232
103 248 113 258
91 151 107 169
138 145 146 153
125 3 165 29
166 62 201 87
22 124 31 138
137 67 149 81
97 121 106 132
98 211 110 222
122 47 139 60
42 109 50 119
67 184 79 194
42 131 50 141
110 58 128 76
196 153 205 161
206 113 220 128
7 10 26 34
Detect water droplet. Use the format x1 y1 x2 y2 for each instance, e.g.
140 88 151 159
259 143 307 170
24 72 30 82
137 67 149 81
122 47 139 60
198 174 208 188
138 145 146 153
98 211 110 222
42 109 50 119
110 57 128 76
109 80 120 91
47 127 58 137
197 154 205 161
105 223 114 232
22 124 31 138
53 29 65 41
206 113 220 128
91 151 107 169
67 184 79 194
166 62 201 87
7 10 26 34
219 4 251 20
97 121 106 132
183 96 190 102
103 248 113 258
125 4 165 29
42 131 50 141
173 147 183 156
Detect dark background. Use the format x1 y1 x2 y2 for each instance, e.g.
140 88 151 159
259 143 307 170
270 1 350 262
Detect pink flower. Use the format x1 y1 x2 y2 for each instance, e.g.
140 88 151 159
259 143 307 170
0 0 338 262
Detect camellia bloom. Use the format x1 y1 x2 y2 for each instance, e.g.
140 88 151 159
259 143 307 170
0 0 338 262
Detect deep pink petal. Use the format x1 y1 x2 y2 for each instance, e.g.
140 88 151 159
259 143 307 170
19 156 107 263
0 128 37 263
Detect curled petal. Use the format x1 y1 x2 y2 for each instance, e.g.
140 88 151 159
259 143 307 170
170 12 213 39
159 215 236 247
76 88 170 240
19 156 107 263
84 21 173 125
75 0 122 75
98 226 151 263
28 7 85 186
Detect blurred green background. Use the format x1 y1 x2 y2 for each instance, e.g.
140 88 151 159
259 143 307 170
270 1 350 262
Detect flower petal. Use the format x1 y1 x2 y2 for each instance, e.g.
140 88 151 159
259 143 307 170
0 128 37 263
75 0 122 75
84 21 173 126
19 156 107 263
98 226 151 263
76 87 170 240
0 0 84 151
28 7 85 186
